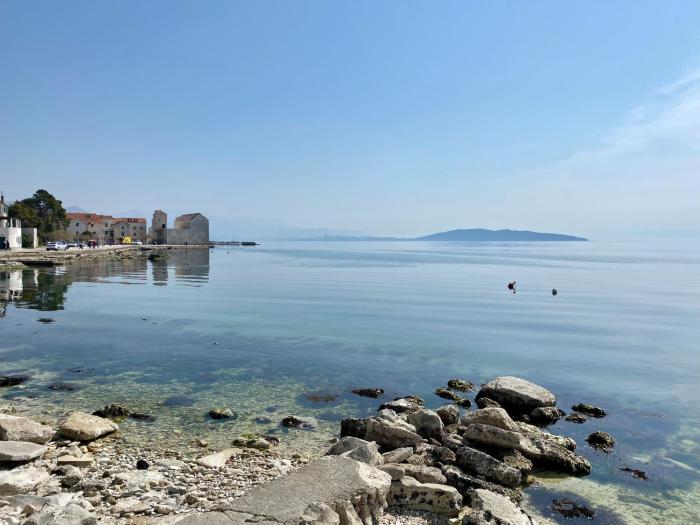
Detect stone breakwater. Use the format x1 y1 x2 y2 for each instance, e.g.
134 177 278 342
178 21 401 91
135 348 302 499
0 376 612 524
0 245 189 268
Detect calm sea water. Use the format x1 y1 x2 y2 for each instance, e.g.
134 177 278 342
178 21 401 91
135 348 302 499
1 241 699 524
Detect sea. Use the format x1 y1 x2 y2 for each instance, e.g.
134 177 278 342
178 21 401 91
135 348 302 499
1 241 699 524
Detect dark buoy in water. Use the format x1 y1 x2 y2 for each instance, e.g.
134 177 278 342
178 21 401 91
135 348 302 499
552 288 558 296
507 281 517 294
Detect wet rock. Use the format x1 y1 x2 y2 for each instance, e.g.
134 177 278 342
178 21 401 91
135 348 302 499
351 388 384 398
530 406 565 425
0 414 54 444
619 467 649 480
435 388 461 401
136 459 149 470
0 376 29 388
551 497 596 518
565 413 588 424
365 411 422 451
382 447 413 464
476 397 501 409
0 467 49 495
456 446 522 487
59 412 118 441
92 404 130 419
281 415 317 430
0 403 15 414
447 379 475 391
572 403 607 418
129 413 155 422
476 376 555 415
388 475 462 516
442 465 522 503
340 417 368 439
436 405 460 425
465 488 536 525
586 431 615 452
328 436 384 467
378 396 423 413
454 398 472 408
22 503 97 525
0 441 47 462
209 408 234 419
407 408 444 440
462 407 520 432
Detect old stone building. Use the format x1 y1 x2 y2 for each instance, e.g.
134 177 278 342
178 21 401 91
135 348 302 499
150 210 209 245
66 213 114 242
113 217 147 243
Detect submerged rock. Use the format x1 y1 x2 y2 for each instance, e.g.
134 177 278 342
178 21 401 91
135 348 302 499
476 376 556 415
447 379 475 391
530 406 565 425
209 408 235 419
0 375 29 388
586 431 615 452
565 413 588 424
351 388 384 398
572 403 607 418
435 387 461 401
619 466 649 480
0 414 54 444
551 497 596 518
92 403 130 419
59 412 118 441
281 415 317 430
47 382 78 392
465 488 536 525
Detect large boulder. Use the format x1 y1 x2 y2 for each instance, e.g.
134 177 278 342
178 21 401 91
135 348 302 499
530 406 565 425
0 441 47 462
462 407 520 432
476 377 555 414
464 489 537 525
22 503 97 525
456 446 521 487
0 466 50 495
328 437 384 467
58 412 118 441
195 456 392 525
514 423 590 475
364 412 422 451
388 476 462 517
407 409 444 440
462 424 539 456
0 415 54 444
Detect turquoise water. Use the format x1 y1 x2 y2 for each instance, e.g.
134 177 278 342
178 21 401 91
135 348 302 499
1 242 699 524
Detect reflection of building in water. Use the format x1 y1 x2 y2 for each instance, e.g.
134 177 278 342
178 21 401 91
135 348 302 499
150 248 210 285
0 268 39 318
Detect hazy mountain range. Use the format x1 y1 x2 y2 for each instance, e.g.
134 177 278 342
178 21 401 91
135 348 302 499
292 229 588 241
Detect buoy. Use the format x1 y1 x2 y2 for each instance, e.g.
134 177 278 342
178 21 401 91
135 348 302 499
552 288 558 296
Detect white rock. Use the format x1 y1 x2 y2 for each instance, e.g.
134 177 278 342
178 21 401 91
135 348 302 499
58 412 117 441
464 488 537 525
388 475 462 517
0 441 47 462
0 467 50 495
195 447 241 468
0 415 54 444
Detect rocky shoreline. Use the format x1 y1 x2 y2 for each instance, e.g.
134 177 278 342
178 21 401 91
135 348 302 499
0 376 616 524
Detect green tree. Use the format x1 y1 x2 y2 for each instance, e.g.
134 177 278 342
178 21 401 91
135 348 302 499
8 189 68 241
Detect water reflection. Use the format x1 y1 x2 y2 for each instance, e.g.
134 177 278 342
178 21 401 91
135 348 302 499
0 248 210 315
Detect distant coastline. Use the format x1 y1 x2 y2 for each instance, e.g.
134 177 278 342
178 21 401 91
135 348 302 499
286 228 588 242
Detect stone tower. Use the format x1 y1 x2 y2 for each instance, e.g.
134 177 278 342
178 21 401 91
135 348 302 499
152 210 167 244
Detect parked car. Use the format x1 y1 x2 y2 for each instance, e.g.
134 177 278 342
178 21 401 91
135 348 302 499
46 241 69 251
133 240 143 245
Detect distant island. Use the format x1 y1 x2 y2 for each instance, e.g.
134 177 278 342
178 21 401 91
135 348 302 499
415 229 588 241
292 228 588 242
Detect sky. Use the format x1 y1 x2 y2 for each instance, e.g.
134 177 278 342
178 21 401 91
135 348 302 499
1 1 700 240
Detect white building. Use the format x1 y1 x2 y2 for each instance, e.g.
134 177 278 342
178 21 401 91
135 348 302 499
0 195 23 249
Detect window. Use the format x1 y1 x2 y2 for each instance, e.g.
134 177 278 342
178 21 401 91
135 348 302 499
76 222 79 227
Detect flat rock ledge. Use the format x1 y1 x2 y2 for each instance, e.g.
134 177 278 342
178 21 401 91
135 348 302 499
58 412 118 441
159 456 392 524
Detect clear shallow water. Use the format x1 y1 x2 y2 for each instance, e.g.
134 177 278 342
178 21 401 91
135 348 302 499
1 242 699 524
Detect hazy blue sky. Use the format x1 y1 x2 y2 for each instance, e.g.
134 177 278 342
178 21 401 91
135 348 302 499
2 1 700 239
